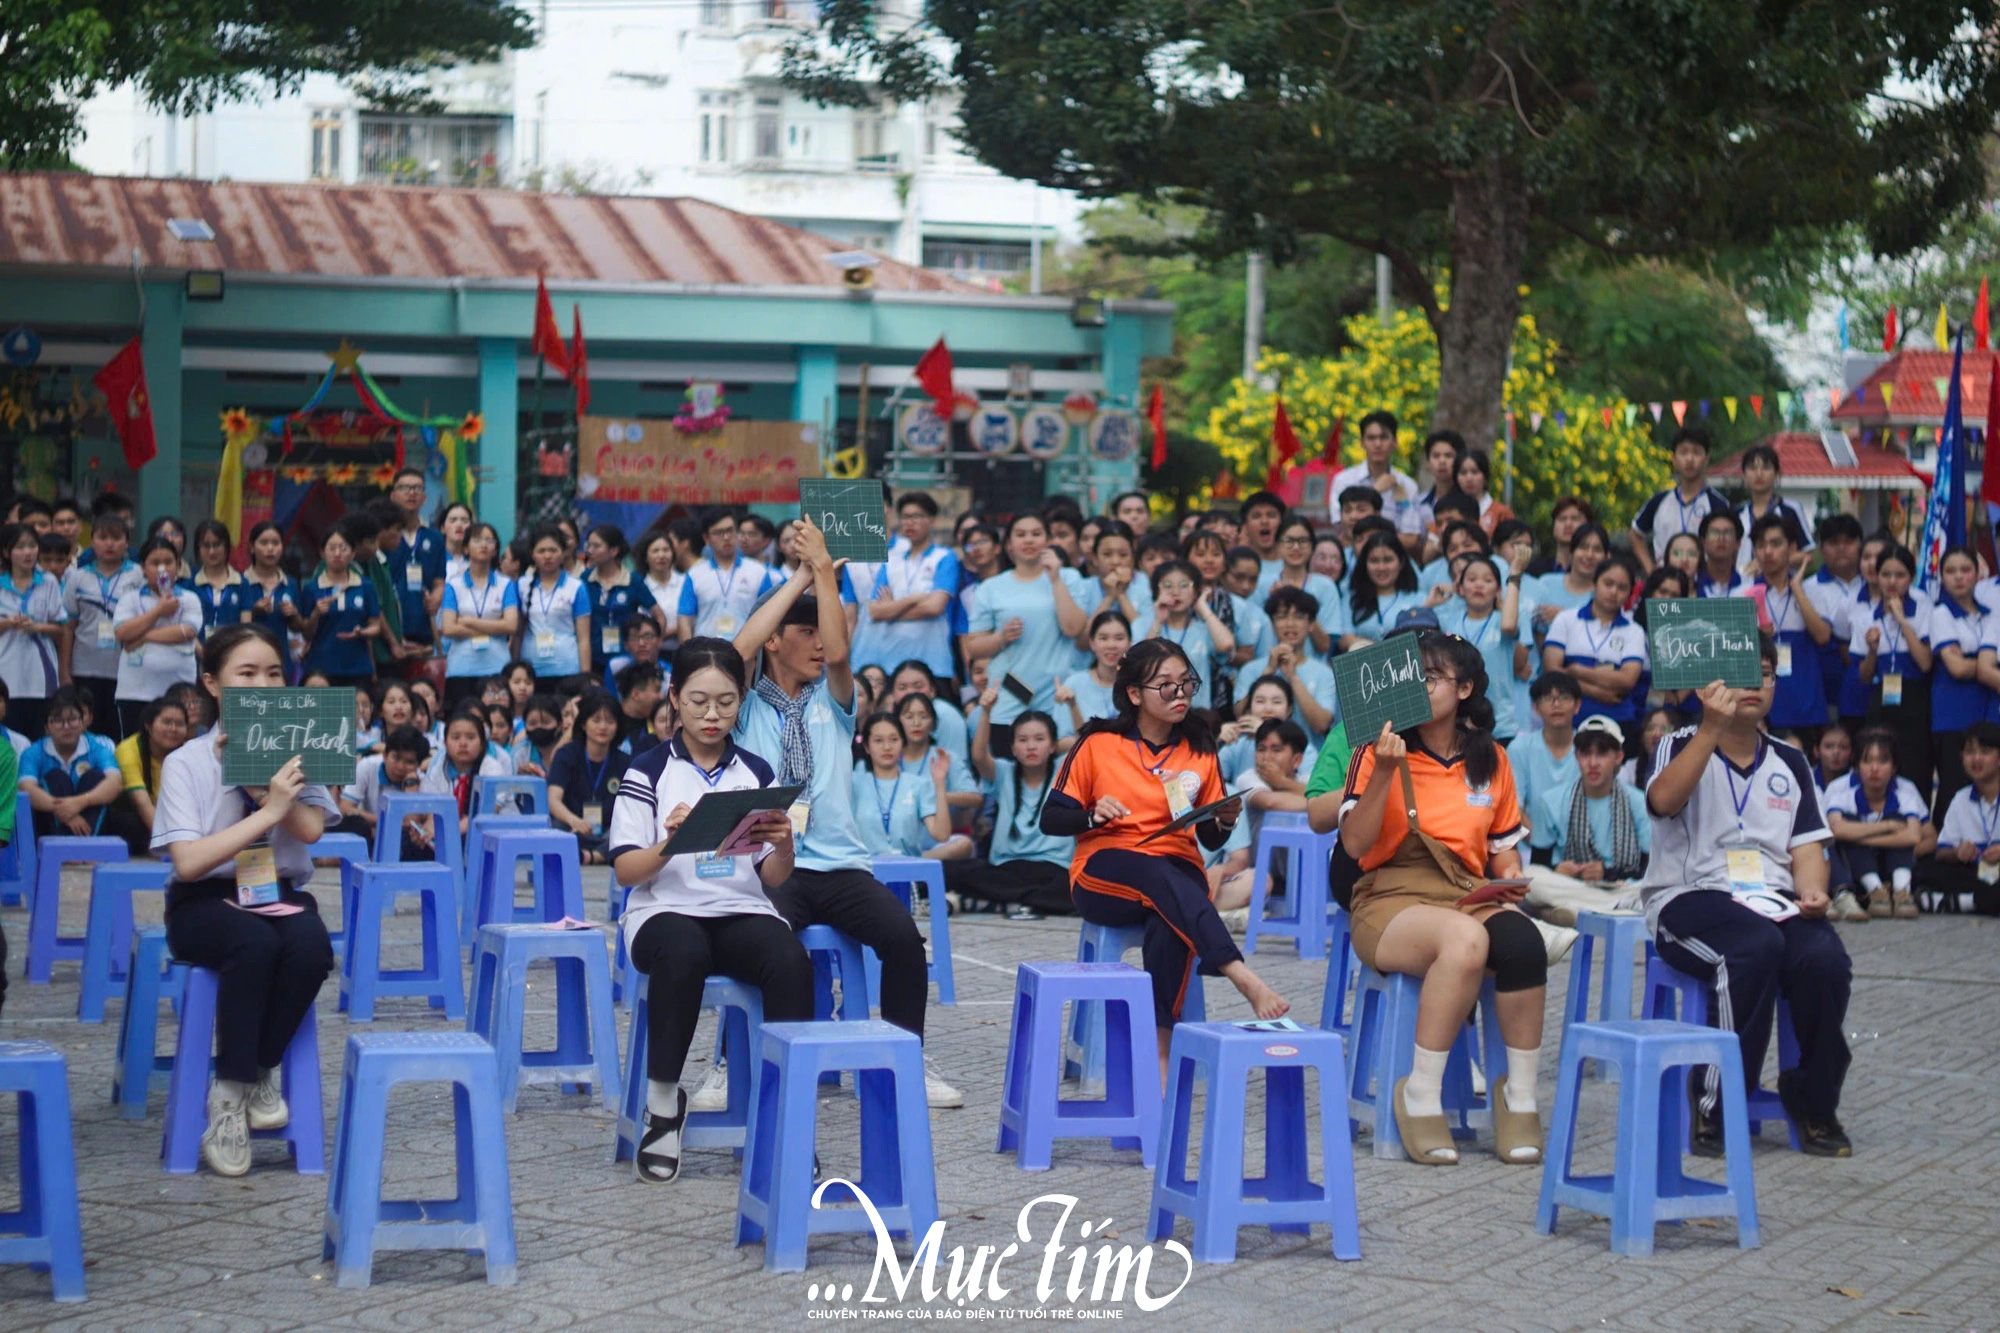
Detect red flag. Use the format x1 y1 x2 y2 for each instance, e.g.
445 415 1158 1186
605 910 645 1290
1265 399 1300 489
1146 384 1166 468
1977 278 1991 352
93 336 157 471
1884 306 1898 352
914 337 956 418
1982 354 2000 510
569 305 590 415
533 275 570 376
1323 416 1343 464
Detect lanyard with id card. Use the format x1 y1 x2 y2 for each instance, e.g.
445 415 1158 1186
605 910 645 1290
236 844 282 907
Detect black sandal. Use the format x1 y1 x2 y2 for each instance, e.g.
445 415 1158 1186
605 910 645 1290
636 1088 687 1183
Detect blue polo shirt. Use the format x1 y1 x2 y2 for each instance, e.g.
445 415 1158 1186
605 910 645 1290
381 525 448 646
586 573 659 663
300 573 381 679
180 571 251 640
21 733 119 789
734 677 870 873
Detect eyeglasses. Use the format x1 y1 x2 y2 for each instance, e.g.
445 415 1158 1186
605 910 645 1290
1144 676 1203 701
680 698 734 718
391 481 425 494
1423 672 1459 688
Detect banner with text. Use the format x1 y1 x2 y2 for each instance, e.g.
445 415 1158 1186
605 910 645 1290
577 416 821 507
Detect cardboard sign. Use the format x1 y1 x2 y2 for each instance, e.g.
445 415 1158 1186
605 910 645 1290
1330 635 1432 749
1645 597 1763 690
220 688 358 787
799 478 890 562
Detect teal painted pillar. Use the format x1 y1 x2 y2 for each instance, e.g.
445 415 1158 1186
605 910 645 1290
138 282 184 526
1075 306 1146 506
478 338 520 543
793 345 838 433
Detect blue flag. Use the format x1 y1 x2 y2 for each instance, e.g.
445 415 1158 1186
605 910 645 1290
1918 329 1967 598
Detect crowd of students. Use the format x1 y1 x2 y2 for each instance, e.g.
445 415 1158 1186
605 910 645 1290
0 414 1982 1180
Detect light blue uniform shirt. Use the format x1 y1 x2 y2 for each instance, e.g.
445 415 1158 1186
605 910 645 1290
1337 588 1423 643
987 757 1072 867
440 569 520 679
1131 612 1220 710
1071 572 1151 670
1226 591 1275 664
1218 734 1320 785
971 568 1081 725
1252 570 1344 641
1531 778 1651 861
899 743 978 805
1231 655 1338 739
1055 669 1118 739
1505 731 1580 830
851 762 938 858
517 571 591 678
735 679 870 872
1435 601 1522 738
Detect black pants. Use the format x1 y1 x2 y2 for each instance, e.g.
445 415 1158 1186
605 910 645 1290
629 911 814 1083
30 766 115 840
1655 889 1852 1121
164 891 334 1084
769 867 929 1039
1867 685 1933 799
101 795 153 858
942 858 1075 915
1072 848 1242 1028
72 676 117 739
1913 855 2000 914
1843 843 1913 887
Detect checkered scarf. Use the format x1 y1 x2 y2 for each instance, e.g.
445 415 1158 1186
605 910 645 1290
1565 780 1643 879
753 675 814 788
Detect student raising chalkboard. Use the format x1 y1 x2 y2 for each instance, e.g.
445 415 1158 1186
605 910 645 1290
151 624 340 1178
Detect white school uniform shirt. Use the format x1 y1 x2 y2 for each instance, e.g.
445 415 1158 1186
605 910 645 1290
1543 606 1648 673
647 571 684 636
676 555 773 639
1821 772 1926 825
1630 484 1733 564
516 571 591 677
1805 569 1865 641
151 736 341 885
608 736 782 949
1330 462 1423 536
1734 498 1815 571
344 754 442 821
61 561 144 680
111 586 203 701
1937 784 2000 850
1844 591 1934 663
0 570 66 701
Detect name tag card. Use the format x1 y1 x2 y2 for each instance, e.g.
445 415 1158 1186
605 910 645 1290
220 688 358 787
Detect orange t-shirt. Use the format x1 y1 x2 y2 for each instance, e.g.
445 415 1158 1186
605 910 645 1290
1053 728 1226 872
1339 741 1526 874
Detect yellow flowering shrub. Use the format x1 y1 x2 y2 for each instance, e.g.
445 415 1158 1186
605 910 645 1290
1202 305 1669 533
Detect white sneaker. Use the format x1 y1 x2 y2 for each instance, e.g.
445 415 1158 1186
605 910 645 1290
1533 918 1578 966
202 1087 252 1177
923 1057 964 1109
247 1068 289 1132
687 1061 731 1113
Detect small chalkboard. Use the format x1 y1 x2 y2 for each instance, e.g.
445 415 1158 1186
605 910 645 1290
658 784 806 858
1646 597 1763 690
799 478 891 562
220 688 358 787
1330 636 1432 749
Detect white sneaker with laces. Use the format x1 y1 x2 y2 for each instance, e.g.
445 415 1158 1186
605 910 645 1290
247 1067 289 1132
202 1086 252 1177
923 1058 964 1109
687 1061 731 1113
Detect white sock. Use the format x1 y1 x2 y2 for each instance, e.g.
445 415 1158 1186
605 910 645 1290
1860 873 1883 895
1504 1046 1540 1114
1892 867 1912 891
647 1080 685 1118
1404 1044 1449 1119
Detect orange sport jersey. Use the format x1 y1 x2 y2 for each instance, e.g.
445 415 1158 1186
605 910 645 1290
1339 741 1526 875
1052 728 1226 873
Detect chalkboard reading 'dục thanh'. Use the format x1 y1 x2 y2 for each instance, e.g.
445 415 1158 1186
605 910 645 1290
798 478 891 563
1644 597 1764 691
220 688 358 788
1329 635 1433 749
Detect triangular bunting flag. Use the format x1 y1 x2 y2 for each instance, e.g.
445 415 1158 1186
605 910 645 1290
1622 403 1638 427
1671 400 1687 424
1936 303 1951 349
1724 397 1739 421
1648 402 1663 422
1854 386 1866 406
1777 391 1792 419
1936 376 1951 403
1880 382 1894 410
1750 394 1764 419
1699 400 1711 419
1554 410 1567 429
1601 406 1614 428
1830 387 1843 412
1529 411 1544 433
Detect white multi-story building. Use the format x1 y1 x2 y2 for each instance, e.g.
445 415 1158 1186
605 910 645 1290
69 0 1080 284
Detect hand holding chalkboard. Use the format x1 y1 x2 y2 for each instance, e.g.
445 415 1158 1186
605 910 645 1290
798 479 890 563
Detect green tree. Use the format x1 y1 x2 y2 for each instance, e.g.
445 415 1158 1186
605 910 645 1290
1 0 535 169
788 0 2000 452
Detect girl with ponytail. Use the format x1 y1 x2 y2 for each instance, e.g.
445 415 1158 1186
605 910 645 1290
1337 630 1546 1169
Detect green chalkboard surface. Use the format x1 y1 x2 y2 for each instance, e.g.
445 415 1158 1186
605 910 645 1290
220 688 358 787
799 478 890 562
1645 597 1763 690
1330 636 1432 749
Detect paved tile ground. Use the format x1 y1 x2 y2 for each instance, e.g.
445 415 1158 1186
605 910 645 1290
0 860 1995 1332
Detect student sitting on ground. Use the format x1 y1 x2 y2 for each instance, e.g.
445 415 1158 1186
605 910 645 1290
1506 671 1582 819
852 712 973 862
947 703 1072 920
1526 716 1650 917
428 706 511 836
1823 727 1932 921
1917 721 2000 915
548 689 631 865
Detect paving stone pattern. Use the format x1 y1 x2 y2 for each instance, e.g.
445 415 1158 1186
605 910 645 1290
0 861 1995 1331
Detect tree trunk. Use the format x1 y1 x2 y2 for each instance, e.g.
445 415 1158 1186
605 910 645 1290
1433 152 1530 450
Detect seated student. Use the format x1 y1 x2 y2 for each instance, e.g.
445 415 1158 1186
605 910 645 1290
509 693 565 779
1332 485 1386 550
888 660 970 764
1219 674 1319 782
152 624 339 1177
853 712 973 863
549 689 632 865
893 691 982 818
108 696 190 855
1053 609 1130 749
1620 704 1684 790
19 686 122 839
950 703 1072 920
1823 727 1929 920
338 725 442 857
607 638 812 1183
1253 515 1341 654
1525 716 1650 917
427 706 511 836
1507 671 1583 819
1418 500 1483 587
1210 718 1313 914
615 662 666 756
1918 722 2000 915
1638 645 1854 1157
480 705 518 774
352 688 380 756
1235 587 1336 738
1542 555 1647 740
1338 631 1543 1165
1043 639 1284 1080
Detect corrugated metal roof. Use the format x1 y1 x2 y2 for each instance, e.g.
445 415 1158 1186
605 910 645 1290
0 172 980 293
1830 348 1994 424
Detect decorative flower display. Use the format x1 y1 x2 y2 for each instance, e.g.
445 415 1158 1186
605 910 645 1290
673 380 732 433
369 463 399 488
459 412 484 441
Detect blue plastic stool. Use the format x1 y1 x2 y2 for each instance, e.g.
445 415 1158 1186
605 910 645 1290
468 923 621 1112
1560 911 1650 1083
306 832 369 960
1317 907 1359 1038
0 792 35 907
1065 922 1205 1091
998 962 1160 1170
610 883 635 1007
614 972 766 1163
161 966 325 1174
1345 965 1502 1160
1244 814 1330 959
375 791 464 887
1641 945 1800 1148
0 1042 86 1301
735 1020 938 1273
472 829 584 941
24 837 128 985
1149 1022 1361 1263
76 861 169 1023
111 926 187 1119
462 815 550 948
869 856 956 1005
322 1032 517 1288
472 775 547 817
799 925 870 1022
338 863 464 1022
1536 1019 1762 1256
